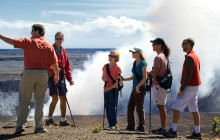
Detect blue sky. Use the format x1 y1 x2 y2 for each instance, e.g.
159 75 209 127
0 0 149 22
0 0 150 49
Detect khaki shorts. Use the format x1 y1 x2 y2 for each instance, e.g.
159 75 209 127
172 86 199 112
153 85 168 105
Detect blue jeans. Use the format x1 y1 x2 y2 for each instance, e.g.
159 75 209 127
104 88 118 127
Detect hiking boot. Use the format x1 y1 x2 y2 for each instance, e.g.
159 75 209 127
162 128 177 138
151 127 166 135
136 126 145 132
45 118 57 126
59 120 71 126
125 126 135 131
34 127 48 133
186 131 202 139
14 126 25 134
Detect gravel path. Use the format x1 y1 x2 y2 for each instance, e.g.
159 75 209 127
0 113 219 139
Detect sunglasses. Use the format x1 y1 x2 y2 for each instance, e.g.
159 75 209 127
56 38 63 40
108 55 115 58
152 42 160 45
182 42 188 46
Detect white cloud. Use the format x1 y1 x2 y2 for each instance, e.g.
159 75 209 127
0 16 150 49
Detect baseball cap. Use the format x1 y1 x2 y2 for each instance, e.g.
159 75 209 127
129 47 143 53
150 38 165 46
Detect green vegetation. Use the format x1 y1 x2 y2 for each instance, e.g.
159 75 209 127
202 116 220 138
92 124 103 133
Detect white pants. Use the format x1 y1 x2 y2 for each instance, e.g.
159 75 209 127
153 85 168 105
172 86 199 112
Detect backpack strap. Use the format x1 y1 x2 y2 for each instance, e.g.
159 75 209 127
106 64 116 84
133 61 142 82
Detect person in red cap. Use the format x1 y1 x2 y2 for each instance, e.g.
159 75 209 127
149 38 171 135
0 24 59 134
162 38 202 139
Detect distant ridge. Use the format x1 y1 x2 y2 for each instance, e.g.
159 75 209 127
0 48 114 55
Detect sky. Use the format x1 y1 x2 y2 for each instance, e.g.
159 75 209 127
0 0 150 49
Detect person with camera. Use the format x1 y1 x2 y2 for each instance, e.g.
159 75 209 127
162 38 201 139
102 50 122 130
122 47 147 132
46 31 74 126
148 38 171 135
0 24 59 134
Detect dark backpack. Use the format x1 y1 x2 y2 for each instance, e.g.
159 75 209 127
156 59 173 91
106 64 123 92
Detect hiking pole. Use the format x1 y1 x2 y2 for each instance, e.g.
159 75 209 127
148 77 153 133
66 96 76 127
103 94 106 129
149 87 151 133
103 82 106 129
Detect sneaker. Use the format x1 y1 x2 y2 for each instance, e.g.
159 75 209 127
115 125 120 130
14 126 25 134
136 126 145 132
186 131 202 139
34 127 48 133
59 120 71 126
45 118 57 126
162 128 177 138
151 127 166 135
107 126 115 130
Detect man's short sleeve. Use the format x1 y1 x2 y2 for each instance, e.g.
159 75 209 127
14 38 31 49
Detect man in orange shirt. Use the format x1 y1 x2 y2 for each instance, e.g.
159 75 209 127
0 24 59 134
162 38 201 139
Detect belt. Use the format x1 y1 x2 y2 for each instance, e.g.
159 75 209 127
25 68 46 70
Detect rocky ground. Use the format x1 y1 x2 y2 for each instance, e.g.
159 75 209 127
0 112 219 139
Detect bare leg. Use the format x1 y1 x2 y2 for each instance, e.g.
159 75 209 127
48 95 59 117
172 109 181 124
192 112 200 126
60 96 67 118
157 105 167 127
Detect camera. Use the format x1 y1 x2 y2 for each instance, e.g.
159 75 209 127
59 70 65 80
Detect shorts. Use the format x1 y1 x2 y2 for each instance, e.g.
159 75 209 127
153 85 168 105
172 86 199 112
48 77 67 96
